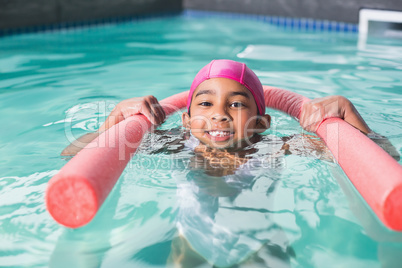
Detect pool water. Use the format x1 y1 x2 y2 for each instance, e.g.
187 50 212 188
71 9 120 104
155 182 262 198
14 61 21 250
1 13 402 267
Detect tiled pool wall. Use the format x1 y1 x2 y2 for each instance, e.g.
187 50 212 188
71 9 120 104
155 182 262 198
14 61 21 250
184 0 402 23
0 0 182 33
0 0 402 34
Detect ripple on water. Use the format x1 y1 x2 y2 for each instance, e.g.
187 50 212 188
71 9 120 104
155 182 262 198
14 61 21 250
1 15 402 268
0 170 63 266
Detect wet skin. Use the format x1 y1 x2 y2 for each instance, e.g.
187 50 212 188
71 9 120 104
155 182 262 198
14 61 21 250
182 78 270 150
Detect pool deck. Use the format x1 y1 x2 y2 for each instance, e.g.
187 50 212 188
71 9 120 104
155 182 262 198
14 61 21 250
0 0 182 31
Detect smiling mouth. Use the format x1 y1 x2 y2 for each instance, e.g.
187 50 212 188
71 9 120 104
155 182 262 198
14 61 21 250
206 130 233 137
204 130 234 143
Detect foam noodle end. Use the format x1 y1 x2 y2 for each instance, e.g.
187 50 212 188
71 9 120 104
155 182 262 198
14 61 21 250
384 185 402 231
46 175 98 228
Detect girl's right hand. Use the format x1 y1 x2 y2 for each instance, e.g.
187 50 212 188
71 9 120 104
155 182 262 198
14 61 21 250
98 95 166 132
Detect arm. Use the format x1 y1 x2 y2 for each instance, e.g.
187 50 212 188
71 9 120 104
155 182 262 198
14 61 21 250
61 95 166 156
299 95 399 160
61 132 101 156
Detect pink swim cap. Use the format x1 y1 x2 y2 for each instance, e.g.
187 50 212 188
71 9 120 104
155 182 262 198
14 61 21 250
187 59 265 115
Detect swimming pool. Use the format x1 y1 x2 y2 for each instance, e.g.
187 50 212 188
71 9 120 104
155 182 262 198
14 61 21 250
1 11 402 267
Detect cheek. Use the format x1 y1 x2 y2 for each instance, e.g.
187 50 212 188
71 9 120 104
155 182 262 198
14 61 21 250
234 111 255 126
189 115 208 129
233 111 258 135
190 121 202 131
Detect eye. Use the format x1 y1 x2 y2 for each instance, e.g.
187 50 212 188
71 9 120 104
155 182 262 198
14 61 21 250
199 101 212 106
230 102 245 108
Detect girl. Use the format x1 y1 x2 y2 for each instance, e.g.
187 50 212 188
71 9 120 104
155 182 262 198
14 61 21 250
62 59 397 161
61 59 398 267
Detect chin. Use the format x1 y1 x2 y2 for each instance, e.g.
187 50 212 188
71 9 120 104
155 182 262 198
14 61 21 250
205 139 246 150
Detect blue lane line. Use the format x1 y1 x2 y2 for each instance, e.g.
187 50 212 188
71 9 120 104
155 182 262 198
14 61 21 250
182 9 358 33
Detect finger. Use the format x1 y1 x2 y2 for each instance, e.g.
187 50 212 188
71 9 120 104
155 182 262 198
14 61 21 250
156 104 166 122
140 100 158 125
147 97 165 124
147 100 163 125
148 96 166 123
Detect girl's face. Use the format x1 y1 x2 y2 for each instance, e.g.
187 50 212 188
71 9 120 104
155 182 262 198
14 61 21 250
182 78 270 149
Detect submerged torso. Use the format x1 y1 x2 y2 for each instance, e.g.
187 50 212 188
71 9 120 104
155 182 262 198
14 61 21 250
135 127 330 266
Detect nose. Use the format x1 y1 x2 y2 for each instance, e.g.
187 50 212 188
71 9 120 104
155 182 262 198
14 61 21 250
212 113 229 122
210 103 231 122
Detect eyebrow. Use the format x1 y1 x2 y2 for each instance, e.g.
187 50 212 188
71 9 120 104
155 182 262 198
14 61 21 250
195 89 215 98
230 91 250 98
194 89 250 98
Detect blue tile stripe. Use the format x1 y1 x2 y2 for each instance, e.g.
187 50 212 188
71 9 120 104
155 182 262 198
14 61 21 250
0 9 358 37
183 9 358 33
0 11 181 37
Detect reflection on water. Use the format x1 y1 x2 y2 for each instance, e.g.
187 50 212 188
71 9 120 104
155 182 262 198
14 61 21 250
132 126 297 267
0 15 402 268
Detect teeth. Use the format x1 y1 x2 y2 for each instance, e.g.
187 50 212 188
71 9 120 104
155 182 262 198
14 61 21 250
208 131 231 137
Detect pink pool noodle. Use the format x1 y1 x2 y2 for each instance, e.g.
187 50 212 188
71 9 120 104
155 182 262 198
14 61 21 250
264 85 402 231
46 91 189 228
47 87 402 230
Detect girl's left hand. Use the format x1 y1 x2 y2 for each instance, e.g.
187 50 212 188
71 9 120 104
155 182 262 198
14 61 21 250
300 95 371 134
